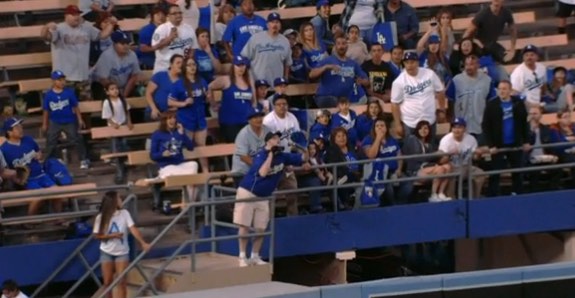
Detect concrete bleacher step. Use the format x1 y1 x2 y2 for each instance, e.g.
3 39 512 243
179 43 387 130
122 253 271 296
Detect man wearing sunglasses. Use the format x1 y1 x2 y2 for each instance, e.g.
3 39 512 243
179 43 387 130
510 44 547 109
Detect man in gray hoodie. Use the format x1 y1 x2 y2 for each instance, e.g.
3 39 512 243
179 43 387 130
453 55 495 145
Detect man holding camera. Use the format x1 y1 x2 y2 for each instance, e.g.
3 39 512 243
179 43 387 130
234 131 309 267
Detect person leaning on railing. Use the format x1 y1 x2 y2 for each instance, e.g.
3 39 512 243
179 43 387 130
325 127 361 210
549 110 575 187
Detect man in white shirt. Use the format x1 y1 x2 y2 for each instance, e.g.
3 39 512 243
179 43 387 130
391 51 446 140
438 118 486 199
152 4 199 73
262 94 301 216
510 44 547 109
2 280 28 298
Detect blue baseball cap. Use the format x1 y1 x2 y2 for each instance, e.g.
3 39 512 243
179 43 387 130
273 77 288 87
233 55 250 66
316 0 330 8
272 93 288 105
428 35 440 44
247 107 265 120
111 30 131 43
51 70 66 80
267 12 281 22
451 117 467 127
403 51 418 61
255 80 269 88
522 44 539 55
3 117 23 132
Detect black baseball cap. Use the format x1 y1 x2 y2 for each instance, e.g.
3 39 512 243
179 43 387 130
265 131 282 142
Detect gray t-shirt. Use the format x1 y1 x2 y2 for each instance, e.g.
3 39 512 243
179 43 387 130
453 71 492 135
51 22 100 82
231 124 270 175
241 31 292 84
93 47 142 89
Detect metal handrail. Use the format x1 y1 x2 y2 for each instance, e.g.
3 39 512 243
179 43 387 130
0 183 134 202
31 187 137 298
97 193 278 298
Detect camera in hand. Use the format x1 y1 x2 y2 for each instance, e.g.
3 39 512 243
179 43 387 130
430 21 438 26
271 146 284 154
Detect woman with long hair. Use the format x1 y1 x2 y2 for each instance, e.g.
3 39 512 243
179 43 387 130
362 117 406 205
448 37 482 76
299 22 328 69
402 120 452 202
207 55 253 143
416 28 451 84
145 54 183 120
356 99 386 142
93 191 150 298
195 27 223 83
150 112 198 209
325 127 361 210
215 4 236 42
168 56 209 172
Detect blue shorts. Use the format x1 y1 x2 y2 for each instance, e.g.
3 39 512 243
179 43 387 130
26 174 56 190
180 110 207 132
100 251 129 263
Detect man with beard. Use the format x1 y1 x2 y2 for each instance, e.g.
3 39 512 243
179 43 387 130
309 33 369 108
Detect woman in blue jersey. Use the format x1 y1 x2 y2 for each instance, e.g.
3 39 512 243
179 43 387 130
299 22 328 70
145 54 183 120
194 27 223 83
325 127 361 210
207 55 254 143
362 117 406 205
168 56 209 173
356 99 386 143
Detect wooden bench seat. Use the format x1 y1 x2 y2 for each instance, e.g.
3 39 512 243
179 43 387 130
0 52 51 69
126 143 235 165
18 70 153 93
90 118 219 139
420 11 535 33
27 97 148 114
1 183 97 208
0 0 155 14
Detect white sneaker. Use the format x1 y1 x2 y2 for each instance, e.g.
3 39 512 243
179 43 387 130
429 193 441 203
249 256 267 266
438 193 452 201
238 257 249 267
80 160 90 170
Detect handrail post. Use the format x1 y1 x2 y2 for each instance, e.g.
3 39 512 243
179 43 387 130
457 154 464 200
269 194 276 274
190 202 197 272
210 186 217 253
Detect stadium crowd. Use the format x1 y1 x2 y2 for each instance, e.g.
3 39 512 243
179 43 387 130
0 0 575 258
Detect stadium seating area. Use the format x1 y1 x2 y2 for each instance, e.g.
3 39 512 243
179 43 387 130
1 2 575 295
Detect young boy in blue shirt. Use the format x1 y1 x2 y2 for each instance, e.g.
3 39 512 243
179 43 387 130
331 97 359 148
234 131 309 267
42 70 89 169
310 109 331 145
1 118 61 215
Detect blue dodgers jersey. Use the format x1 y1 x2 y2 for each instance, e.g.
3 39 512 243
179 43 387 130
309 122 330 143
222 14 267 57
239 149 303 197
0 136 44 177
194 46 219 83
169 78 208 130
355 114 374 143
361 136 401 174
219 84 253 125
137 23 157 68
331 110 359 146
150 130 195 168
303 44 327 69
42 87 78 124
151 71 177 113
315 55 367 97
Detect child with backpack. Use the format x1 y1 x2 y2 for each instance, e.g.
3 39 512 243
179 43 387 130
102 82 133 184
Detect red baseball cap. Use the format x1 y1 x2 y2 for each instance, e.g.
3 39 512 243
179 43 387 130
64 5 82 15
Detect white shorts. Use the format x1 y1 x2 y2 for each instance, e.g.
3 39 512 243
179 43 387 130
233 187 270 230
158 161 199 179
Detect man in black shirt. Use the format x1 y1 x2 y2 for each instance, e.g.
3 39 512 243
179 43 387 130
463 0 517 63
361 43 396 103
